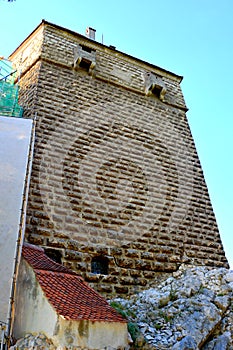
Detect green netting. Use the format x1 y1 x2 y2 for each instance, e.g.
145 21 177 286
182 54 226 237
0 58 23 118
0 80 23 118
0 58 16 83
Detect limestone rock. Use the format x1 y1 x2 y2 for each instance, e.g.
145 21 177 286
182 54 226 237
202 332 231 350
172 336 197 350
10 333 56 350
111 266 233 350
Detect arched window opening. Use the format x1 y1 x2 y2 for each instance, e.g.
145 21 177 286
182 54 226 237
91 256 109 275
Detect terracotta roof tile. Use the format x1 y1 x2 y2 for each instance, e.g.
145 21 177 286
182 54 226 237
22 243 126 323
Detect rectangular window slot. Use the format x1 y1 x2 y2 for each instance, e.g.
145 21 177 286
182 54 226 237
80 45 95 53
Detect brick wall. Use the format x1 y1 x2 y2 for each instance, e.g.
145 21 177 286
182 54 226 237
10 21 228 296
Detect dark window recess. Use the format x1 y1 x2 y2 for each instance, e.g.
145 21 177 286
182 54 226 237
79 58 92 71
44 249 62 264
91 256 109 275
150 85 163 98
80 45 94 53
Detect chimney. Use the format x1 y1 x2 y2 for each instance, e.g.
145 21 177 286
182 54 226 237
85 27 96 40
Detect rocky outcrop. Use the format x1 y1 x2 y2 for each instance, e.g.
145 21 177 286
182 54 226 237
111 265 233 350
10 333 128 350
10 333 56 349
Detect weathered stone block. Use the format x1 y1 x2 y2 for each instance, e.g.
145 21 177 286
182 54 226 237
114 285 129 294
64 250 83 261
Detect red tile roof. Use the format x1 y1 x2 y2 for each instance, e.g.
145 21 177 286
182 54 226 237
22 243 126 323
22 243 76 274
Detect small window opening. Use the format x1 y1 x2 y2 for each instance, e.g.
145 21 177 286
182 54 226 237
91 256 109 275
150 85 162 98
79 58 92 71
45 249 62 264
80 45 94 53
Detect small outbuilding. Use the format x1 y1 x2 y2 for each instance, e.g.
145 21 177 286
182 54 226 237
13 243 128 349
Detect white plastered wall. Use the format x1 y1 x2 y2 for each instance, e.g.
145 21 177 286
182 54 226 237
13 259 57 339
0 116 33 325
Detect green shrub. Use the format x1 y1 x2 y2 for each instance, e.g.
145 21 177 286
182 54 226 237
128 322 140 342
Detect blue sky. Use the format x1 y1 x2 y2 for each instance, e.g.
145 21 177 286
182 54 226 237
1 0 232 268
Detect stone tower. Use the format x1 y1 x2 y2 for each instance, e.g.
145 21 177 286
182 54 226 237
10 21 228 296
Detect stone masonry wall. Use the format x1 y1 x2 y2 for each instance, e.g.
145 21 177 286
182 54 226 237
11 21 228 296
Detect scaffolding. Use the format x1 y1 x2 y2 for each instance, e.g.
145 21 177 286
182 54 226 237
0 58 23 118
